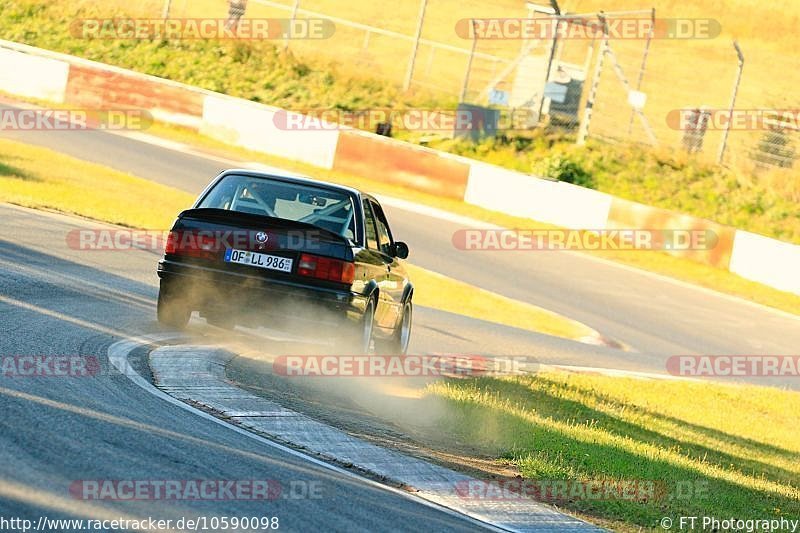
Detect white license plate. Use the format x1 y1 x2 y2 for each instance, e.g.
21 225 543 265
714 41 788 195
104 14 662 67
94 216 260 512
224 248 293 273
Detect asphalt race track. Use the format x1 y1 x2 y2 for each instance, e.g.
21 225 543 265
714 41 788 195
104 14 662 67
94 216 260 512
0 204 489 531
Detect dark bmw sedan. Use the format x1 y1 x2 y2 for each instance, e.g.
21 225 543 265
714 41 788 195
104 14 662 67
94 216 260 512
156 169 413 354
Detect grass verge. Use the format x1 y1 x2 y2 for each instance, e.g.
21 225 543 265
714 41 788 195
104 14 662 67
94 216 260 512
226 350 800 531
0 137 593 341
423 372 800 531
0 138 195 228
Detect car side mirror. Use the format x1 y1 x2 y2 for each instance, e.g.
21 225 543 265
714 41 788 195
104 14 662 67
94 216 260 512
393 241 409 259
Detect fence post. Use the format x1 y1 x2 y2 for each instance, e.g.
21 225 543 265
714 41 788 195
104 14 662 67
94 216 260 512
627 7 654 136
538 0 562 120
460 19 478 102
717 40 744 165
162 0 172 19
403 0 429 91
285 0 301 51
577 13 608 146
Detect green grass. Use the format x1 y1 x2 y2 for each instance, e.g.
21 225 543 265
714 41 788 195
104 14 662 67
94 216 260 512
1 0 451 111
0 138 194 227
425 372 800 530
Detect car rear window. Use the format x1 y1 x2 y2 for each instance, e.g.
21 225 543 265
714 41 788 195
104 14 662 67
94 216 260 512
198 174 357 242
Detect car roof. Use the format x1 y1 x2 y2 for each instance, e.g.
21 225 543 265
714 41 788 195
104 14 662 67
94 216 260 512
219 168 364 198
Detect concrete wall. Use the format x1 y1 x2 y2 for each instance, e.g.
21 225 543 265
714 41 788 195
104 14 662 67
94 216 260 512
606 197 736 270
0 44 70 102
201 95 340 169
333 131 471 198
465 162 614 229
730 231 800 295
65 64 204 129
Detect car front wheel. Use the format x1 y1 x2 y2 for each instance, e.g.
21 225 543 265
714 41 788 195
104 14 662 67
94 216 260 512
358 296 376 354
377 299 412 355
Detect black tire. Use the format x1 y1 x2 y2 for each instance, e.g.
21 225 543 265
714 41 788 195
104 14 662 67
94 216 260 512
156 283 191 329
377 299 412 355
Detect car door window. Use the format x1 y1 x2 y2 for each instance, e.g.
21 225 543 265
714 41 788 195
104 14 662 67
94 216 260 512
370 201 394 257
362 200 379 250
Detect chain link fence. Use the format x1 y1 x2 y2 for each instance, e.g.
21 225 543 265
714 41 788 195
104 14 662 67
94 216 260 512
106 0 798 176
538 9 798 178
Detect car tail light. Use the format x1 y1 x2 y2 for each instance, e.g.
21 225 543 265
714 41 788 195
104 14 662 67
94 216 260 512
298 253 355 284
165 231 178 254
165 230 218 260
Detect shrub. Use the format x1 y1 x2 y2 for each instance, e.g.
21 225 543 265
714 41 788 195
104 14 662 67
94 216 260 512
533 155 595 188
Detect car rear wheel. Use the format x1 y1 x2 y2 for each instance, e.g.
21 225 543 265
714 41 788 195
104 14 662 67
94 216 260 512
377 299 412 355
156 283 191 329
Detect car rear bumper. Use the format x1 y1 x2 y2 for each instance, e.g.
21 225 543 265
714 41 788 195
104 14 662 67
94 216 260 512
157 259 368 331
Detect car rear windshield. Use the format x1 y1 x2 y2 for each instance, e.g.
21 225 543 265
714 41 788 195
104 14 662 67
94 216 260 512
198 174 357 242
